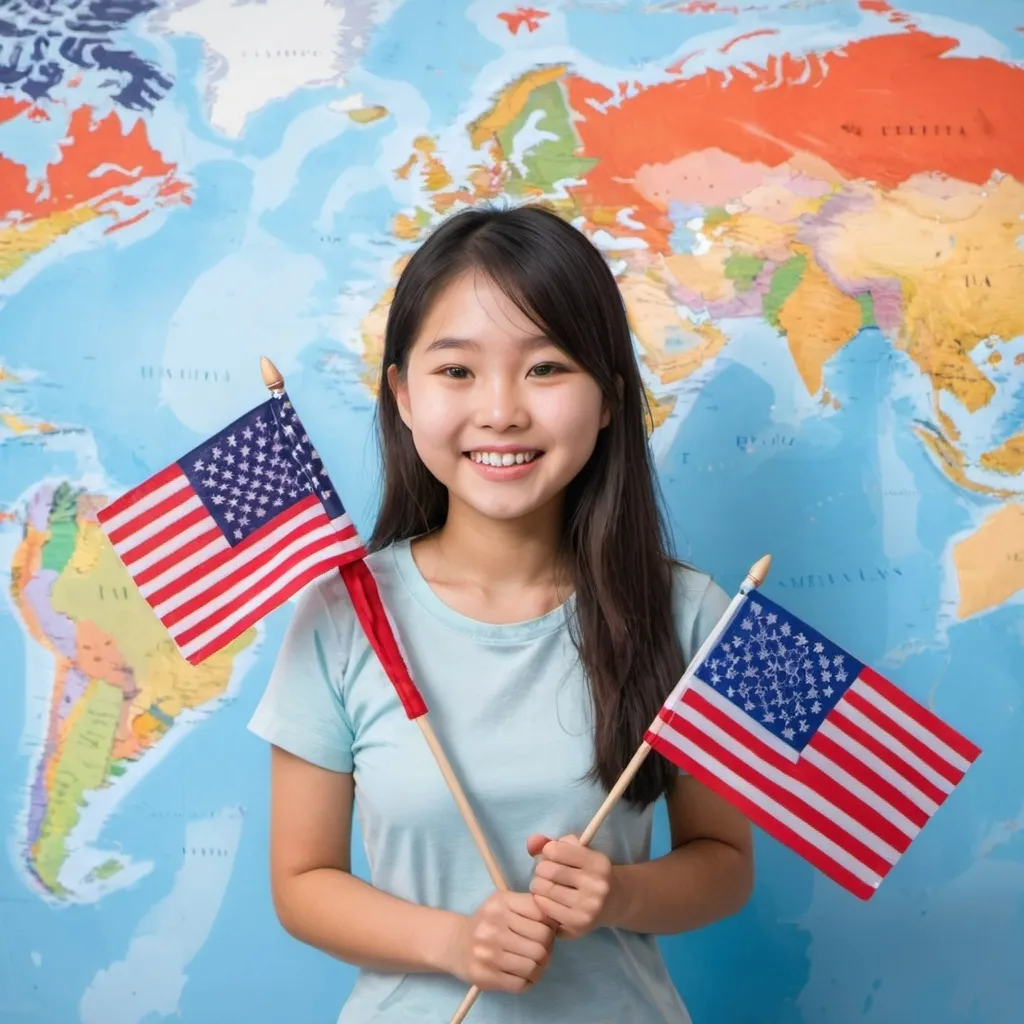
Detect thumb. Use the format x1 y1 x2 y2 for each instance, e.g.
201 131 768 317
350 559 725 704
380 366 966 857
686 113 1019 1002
526 833 551 857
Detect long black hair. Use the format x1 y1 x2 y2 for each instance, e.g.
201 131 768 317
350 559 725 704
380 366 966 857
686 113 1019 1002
370 203 685 808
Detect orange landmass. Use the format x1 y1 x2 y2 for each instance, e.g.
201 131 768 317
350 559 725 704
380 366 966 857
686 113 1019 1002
953 503 1024 618
498 7 549 34
565 31 1024 249
777 248 864 394
0 104 189 238
0 96 30 125
980 430 1024 476
914 426 1015 499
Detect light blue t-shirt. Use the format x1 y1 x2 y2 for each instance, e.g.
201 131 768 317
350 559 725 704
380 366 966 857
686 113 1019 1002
248 538 731 1023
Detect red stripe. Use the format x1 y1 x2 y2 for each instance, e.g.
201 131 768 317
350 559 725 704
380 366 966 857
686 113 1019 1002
144 497 321 605
156 510 331 624
169 530 343 647
858 666 981 762
843 686 965 786
807 730 930 829
663 703 894 877
675 691 913 853
96 463 183 524
647 730 878 901
826 707 947 806
105 481 195 546
183 554 346 665
117 504 211 567
134 524 224 588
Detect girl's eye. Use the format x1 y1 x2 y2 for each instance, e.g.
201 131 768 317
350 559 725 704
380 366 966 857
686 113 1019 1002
440 366 470 379
529 363 564 378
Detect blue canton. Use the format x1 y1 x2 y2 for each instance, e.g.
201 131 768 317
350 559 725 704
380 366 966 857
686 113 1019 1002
177 393 343 547
695 592 865 754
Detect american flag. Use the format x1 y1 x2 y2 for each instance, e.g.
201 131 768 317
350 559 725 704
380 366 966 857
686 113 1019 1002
647 591 981 900
96 392 366 665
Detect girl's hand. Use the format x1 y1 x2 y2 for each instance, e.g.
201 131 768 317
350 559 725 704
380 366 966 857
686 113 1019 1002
443 891 555 993
526 833 617 939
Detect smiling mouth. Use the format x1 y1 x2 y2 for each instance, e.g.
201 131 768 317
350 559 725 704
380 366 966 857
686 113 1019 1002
464 450 543 467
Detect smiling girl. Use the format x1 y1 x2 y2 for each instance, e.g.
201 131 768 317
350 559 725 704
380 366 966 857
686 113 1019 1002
248 204 754 1022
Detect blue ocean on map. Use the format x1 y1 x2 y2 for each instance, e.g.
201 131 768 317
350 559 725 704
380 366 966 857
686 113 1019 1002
1 1 1022 1022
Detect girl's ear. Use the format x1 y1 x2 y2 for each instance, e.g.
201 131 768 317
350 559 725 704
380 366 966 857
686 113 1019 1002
387 363 413 430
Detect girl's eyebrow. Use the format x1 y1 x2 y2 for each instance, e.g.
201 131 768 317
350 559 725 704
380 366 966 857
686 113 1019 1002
423 333 554 354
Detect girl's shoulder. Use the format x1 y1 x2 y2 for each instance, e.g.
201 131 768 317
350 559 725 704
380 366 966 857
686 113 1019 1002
273 543 405 670
668 559 732 664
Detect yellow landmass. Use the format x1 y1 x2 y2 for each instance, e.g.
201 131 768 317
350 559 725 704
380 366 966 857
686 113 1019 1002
467 65 567 149
777 249 863 394
0 364 20 383
11 483 255 896
359 261 406 394
980 429 1024 476
714 210 797 262
664 248 734 305
644 386 675 435
0 205 98 280
1 411 58 434
813 176 1024 414
953 502 1024 618
937 407 960 443
50 517 254 734
619 266 729 383
394 153 416 180
393 136 453 194
913 425 1015 499
348 105 388 125
392 213 422 241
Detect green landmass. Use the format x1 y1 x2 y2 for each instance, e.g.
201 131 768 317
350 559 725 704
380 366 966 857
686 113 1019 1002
724 253 766 293
496 81 597 194
764 255 808 328
33 680 123 893
41 483 79 573
857 292 877 328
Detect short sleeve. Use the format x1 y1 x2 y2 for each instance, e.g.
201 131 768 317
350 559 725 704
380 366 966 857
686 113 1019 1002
671 564 733 665
247 577 356 773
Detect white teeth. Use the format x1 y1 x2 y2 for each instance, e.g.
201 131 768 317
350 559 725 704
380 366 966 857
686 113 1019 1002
470 451 538 466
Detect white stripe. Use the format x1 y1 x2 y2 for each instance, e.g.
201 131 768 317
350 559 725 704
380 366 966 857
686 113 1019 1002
334 531 365 558
817 720 939 816
835 700 955 795
851 677 971 773
656 716 883 890
330 511 355 534
685 679 800 763
160 520 336 629
137 533 229 596
153 503 326 617
801 746 921 841
178 542 348 658
675 695 901 865
101 472 190 534
112 494 203 559
128 522 223 579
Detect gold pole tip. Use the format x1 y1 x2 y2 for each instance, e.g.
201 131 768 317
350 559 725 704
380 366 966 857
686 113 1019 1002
260 355 284 391
747 554 772 589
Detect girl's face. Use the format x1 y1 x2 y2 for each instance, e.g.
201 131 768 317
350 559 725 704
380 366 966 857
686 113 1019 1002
389 270 610 527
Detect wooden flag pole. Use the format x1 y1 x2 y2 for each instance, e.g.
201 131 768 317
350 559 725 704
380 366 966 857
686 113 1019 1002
449 553 772 1023
259 356 510 902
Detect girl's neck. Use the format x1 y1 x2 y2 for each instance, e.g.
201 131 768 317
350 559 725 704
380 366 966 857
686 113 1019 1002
409 496 572 622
